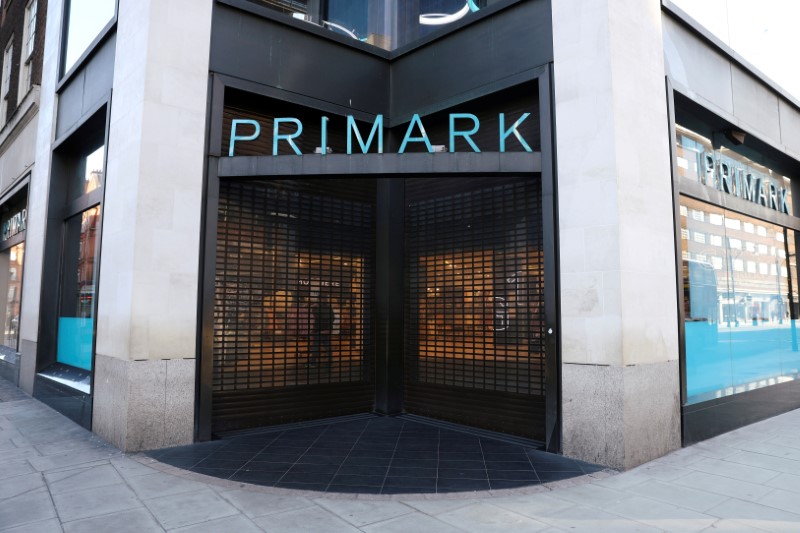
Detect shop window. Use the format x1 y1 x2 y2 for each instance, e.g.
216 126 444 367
56 207 100 370
0 242 23 352
681 196 800 405
62 0 115 75
249 0 500 51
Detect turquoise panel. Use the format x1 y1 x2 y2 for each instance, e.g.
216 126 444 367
57 317 93 371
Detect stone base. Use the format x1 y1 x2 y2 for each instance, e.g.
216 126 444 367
561 360 680 470
93 354 195 452
18 339 37 394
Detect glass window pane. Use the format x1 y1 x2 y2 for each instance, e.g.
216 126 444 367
683 195 800 404
1 243 23 351
63 0 115 74
56 207 100 371
68 145 104 202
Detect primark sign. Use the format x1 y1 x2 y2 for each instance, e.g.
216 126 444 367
227 113 534 156
703 153 790 215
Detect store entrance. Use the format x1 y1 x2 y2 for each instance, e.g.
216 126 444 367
211 179 376 433
404 178 546 440
210 177 547 441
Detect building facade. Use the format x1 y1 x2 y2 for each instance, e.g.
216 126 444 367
0 0 45 387
11 0 800 470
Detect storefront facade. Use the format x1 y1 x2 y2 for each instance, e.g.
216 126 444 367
13 0 800 470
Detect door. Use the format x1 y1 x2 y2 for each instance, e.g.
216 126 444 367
404 177 546 440
211 179 376 433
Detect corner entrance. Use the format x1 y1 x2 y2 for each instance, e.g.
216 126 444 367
209 177 547 441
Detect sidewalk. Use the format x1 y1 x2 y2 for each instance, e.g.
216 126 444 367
2 376 800 532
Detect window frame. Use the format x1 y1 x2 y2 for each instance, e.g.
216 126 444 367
58 0 119 87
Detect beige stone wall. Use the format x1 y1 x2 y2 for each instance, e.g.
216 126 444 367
553 0 681 469
92 0 213 451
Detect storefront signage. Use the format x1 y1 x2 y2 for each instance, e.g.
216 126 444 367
704 154 789 214
2 209 26 241
227 113 533 157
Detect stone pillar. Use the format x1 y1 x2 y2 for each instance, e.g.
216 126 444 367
552 0 681 469
91 0 213 451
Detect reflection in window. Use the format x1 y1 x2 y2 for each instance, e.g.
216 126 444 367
68 145 104 202
1 243 23 351
62 0 115 74
56 207 100 371
252 0 498 50
682 196 800 405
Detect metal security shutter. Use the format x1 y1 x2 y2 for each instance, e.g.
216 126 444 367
404 177 546 440
212 179 376 433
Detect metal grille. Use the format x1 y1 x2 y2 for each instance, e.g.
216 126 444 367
212 179 375 431
404 177 545 439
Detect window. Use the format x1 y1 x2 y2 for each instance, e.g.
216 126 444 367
62 0 116 75
0 39 12 124
18 0 36 97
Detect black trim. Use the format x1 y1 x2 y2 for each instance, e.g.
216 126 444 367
539 64 560 454
683 378 800 445
57 0 119 90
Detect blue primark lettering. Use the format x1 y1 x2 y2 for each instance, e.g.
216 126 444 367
398 114 433 154
273 118 303 156
499 113 532 153
226 112 535 155
347 115 384 154
228 119 260 157
449 113 481 153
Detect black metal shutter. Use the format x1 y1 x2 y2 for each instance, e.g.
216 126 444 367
212 179 376 433
404 177 546 440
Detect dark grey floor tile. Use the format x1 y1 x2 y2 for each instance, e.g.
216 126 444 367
189 467 238 479
336 464 388 476
287 463 341 475
252 452 304 463
489 479 539 490
342 455 392 467
242 461 293 472
384 476 437 489
381 485 436 495
390 458 438 469
438 459 485 470
438 451 484 461
484 460 535 471
328 484 382 494
330 474 385 486
488 469 539 480
274 482 328 491
533 461 584 472
393 450 434 460
229 470 283 484
281 472 335 484
194 457 250 470
437 478 491 491
387 466 437 478
438 468 488 479
297 454 347 465
348 449 394 459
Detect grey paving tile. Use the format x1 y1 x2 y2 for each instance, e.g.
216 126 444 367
0 460 35 480
0 472 45 499
0 490 57 530
29 449 120 472
755 487 800 515
253 505 362 532
45 464 123 495
170 514 262 533
689 458 781 484
620 479 729 513
538 505 662 532
143 489 238 530
360 511 463 533
692 442 743 460
674 471 775 501
0 517 63 533
124 472 208 499
723 451 800 476
52 483 142 522
218 488 314 518
110 457 160 478
314 499 413 527
765 472 800 494
653 450 707 469
35 437 114 457
632 462 696 482
700 518 770 532
605 495 717 532
493 493 577 520
549 483 629 507
62 508 163 533
436 502 550 532
399 498 479 515
705 498 800 532
0 447 40 462
736 440 800 461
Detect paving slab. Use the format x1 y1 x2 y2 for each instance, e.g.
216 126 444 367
61 507 164 533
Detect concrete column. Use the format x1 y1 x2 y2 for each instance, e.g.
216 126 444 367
552 0 681 469
91 0 212 451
